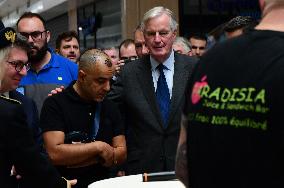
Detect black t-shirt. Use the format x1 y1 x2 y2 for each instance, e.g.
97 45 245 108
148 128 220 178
40 81 124 187
184 30 284 188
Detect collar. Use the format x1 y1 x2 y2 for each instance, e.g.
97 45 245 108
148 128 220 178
66 81 97 106
30 48 60 72
44 48 60 68
0 94 21 104
1 91 9 98
150 50 174 71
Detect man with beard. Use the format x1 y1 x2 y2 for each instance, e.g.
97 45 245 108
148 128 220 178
16 12 78 113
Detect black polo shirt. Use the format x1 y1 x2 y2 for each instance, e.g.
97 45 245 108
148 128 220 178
40 81 124 187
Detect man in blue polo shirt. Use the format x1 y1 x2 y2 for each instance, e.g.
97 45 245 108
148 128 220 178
16 12 78 113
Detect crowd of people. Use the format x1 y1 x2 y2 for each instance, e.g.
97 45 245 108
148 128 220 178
1 0 283 188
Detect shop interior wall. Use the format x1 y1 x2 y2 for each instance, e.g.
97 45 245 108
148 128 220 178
122 0 179 40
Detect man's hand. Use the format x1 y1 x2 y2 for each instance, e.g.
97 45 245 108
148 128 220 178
65 178 77 188
117 170 125 176
96 141 114 167
10 165 21 179
115 60 125 74
48 86 65 96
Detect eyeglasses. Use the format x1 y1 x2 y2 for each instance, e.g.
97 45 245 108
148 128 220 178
18 30 47 41
7 61 31 72
145 30 171 38
120 56 138 62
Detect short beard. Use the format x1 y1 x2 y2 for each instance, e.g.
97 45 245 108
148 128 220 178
29 42 48 64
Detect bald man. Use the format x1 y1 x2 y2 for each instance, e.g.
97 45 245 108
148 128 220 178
40 49 126 188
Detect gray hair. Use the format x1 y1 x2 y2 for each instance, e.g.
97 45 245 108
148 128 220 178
0 48 10 63
0 39 29 84
0 47 10 84
141 6 178 31
173 37 191 53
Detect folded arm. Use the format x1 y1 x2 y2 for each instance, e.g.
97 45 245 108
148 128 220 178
43 131 113 167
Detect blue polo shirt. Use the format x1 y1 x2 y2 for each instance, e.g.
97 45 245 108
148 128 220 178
20 49 78 85
18 48 78 114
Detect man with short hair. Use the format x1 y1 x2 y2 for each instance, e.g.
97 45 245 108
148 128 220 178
119 39 138 63
189 34 207 57
134 25 149 58
16 12 78 113
40 49 126 188
56 30 80 63
176 0 284 187
108 6 196 175
103 47 119 65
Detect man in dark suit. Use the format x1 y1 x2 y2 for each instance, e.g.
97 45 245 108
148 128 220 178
108 6 196 174
0 19 76 188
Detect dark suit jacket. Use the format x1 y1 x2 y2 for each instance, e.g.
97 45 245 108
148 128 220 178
0 96 66 188
9 90 42 146
108 53 196 174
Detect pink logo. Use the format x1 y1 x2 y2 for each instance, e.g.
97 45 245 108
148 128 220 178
191 75 208 104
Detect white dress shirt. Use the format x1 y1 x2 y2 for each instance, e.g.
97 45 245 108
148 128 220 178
150 50 175 99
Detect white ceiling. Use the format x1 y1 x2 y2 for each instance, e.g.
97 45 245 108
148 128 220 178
0 0 39 18
0 0 96 20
